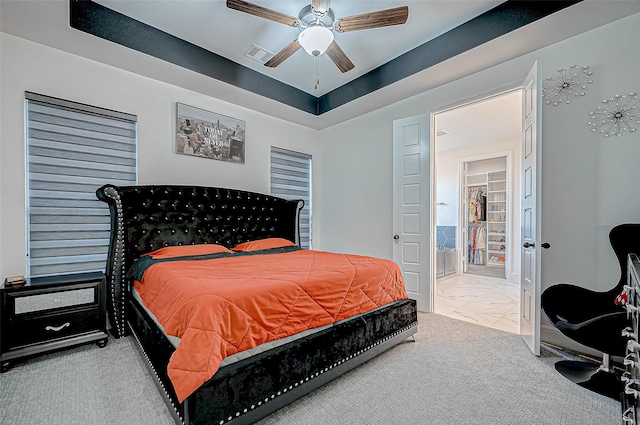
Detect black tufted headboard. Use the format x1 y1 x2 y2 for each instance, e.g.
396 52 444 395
96 184 304 338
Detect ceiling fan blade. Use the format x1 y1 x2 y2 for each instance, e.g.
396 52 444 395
325 41 354 73
312 0 332 14
226 0 298 26
335 6 408 32
264 39 302 68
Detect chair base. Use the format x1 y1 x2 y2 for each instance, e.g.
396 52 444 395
555 360 623 400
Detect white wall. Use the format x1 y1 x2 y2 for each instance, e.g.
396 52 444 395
316 12 640 346
0 33 320 279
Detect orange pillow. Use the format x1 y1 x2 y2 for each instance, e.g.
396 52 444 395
232 238 296 252
146 244 232 259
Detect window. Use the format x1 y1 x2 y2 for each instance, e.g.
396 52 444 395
25 92 137 277
270 147 312 249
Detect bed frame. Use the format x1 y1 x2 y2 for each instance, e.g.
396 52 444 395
97 184 418 425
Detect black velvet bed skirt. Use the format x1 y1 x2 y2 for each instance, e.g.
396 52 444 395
128 297 418 425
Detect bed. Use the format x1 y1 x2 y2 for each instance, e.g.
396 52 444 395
96 184 418 425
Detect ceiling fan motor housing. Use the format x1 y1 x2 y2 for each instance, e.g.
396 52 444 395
298 5 335 30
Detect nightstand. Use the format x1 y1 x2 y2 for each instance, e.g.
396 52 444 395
0 271 108 372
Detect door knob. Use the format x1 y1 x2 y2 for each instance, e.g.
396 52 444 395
523 242 535 248
393 235 400 240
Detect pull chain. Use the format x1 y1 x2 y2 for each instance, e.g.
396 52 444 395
314 55 320 91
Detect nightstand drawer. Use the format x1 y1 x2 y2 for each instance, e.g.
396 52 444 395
7 308 100 349
14 288 96 314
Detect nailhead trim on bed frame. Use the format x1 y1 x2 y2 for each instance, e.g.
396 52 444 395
128 320 186 424
130 318 418 425
214 323 419 425
102 186 127 338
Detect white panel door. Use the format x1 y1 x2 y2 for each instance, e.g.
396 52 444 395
520 62 541 355
393 115 430 311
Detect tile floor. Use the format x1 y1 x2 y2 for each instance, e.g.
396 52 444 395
435 271 520 334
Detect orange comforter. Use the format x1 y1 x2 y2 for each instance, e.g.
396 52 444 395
133 248 408 402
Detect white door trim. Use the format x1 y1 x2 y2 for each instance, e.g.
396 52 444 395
429 84 536 328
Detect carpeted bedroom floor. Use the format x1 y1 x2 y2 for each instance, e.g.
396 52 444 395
0 312 619 425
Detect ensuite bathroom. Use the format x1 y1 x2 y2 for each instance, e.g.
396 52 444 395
433 91 522 334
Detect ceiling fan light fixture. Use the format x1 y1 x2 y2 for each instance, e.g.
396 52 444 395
298 25 334 56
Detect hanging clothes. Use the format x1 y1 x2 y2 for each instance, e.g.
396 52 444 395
467 223 486 265
467 187 487 223
467 186 487 265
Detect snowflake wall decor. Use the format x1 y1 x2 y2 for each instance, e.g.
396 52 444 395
587 93 639 138
542 65 593 106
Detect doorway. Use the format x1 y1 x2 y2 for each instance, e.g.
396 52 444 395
433 90 522 334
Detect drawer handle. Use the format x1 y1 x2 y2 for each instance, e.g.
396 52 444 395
45 322 71 332
625 379 640 398
624 327 638 340
625 353 638 368
622 406 635 424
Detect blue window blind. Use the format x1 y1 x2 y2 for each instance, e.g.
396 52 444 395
270 147 312 249
25 92 138 277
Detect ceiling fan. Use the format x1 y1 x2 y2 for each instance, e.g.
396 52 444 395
226 0 409 82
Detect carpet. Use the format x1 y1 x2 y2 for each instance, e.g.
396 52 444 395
0 313 619 425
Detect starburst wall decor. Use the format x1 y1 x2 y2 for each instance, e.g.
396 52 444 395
542 65 593 106
587 93 640 138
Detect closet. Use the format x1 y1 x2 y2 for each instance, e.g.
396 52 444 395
464 157 507 277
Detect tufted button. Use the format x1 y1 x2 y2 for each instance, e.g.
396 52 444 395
171 229 176 234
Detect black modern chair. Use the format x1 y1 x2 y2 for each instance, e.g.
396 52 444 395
541 223 640 400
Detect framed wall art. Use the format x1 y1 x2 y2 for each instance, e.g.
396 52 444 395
176 103 245 163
